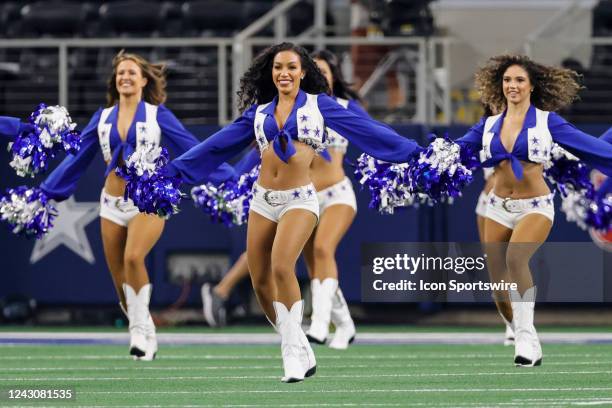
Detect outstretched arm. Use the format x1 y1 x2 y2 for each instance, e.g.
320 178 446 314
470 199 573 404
40 109 102 201
549 113 612 177
165 105 257 185
318 94 422 163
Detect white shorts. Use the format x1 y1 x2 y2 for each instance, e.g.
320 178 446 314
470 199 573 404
485 192 555 230
99 190 140 227
249 182 319 223
317 177 357 215
475 191 489 217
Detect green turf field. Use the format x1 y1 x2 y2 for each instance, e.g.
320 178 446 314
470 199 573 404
1 339 611 407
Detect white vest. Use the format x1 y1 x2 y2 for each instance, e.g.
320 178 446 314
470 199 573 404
481 107 553 165
324 97 349 153
253 93 326 155
97 102 161 162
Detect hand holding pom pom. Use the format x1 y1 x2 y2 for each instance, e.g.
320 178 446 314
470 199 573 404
545 144 593 197
408 135 474 202
192 165 260 226
117 145 183 218
0 186 56 239
354 154 422 214
8 104 81 177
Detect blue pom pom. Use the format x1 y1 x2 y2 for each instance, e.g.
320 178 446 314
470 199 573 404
0 186 56 239
545 144 594 198
354 154 422 214
8 104 81 177
192 165 260 226
586 194 611 232
408 136 473 202
117 146 183 218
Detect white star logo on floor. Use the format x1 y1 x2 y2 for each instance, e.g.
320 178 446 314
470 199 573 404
30 197 99 264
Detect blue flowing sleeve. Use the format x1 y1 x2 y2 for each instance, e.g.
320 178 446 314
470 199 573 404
0 116 24 140
157 104 199 155
40 109 102 201
455 117 485 149
601 127 612 144
166 105 257 185
234 147 261 175
549 113 612 177
156 104 236 184
318 94 421 163
346 99 396 132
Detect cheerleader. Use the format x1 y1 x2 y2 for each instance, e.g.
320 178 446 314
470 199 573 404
452 55 612 366
140 43 422 382
302 50 365 349
37 51 233 360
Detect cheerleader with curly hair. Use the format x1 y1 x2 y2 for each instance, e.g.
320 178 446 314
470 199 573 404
454 55 612 367
146 42 422 382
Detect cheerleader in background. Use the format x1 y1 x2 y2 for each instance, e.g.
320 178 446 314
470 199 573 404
133 42 423 382
302 49 366 349
37 51 234 360
453 55 612 366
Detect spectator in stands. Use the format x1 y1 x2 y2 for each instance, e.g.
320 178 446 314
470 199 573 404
37 50 233 361
154 42 423 382
455 55 612 367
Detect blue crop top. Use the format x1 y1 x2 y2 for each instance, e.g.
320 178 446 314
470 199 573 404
166 90 422 185
457 105 612 180
40 102 235 201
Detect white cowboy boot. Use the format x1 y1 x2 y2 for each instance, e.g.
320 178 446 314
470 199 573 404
498 311 515 346
329 287 356 350
274 300 316 383
119 299 157 361
510 286 542 367
306 278 337 344
123 283 152 360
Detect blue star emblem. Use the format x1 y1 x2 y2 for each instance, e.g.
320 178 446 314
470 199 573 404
314 127 320 137
138 124 147 132
531 148 539 156
253 187 258 195
489 197 496 205
103 197 109 204
545 197 552 205
306 189 313 196
258 136 266 145
139 139 147 146
292 190 301 199
300 114 308 122
531 137 539 144
256 123 262 131
531 199 540 207
301 126 310 135
327 191 334 198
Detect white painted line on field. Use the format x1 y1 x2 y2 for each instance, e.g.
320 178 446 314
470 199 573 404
1 331 611 345
73 387 612 395
1 370 611 382
0 352 609 361
3 360 612 372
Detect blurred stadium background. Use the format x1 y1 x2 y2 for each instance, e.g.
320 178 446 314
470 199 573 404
0 0 611 329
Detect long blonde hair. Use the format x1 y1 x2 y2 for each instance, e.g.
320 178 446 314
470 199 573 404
106 50 167 107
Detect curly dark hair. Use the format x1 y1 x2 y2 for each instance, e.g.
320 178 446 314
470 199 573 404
311 49 361 102
107 50 167 107
474 54 582 113
237 42 329 113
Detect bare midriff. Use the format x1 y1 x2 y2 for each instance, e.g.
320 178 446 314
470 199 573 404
309 148 345 191
257 141 316 190
103 157 127 197
492 160 550 199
